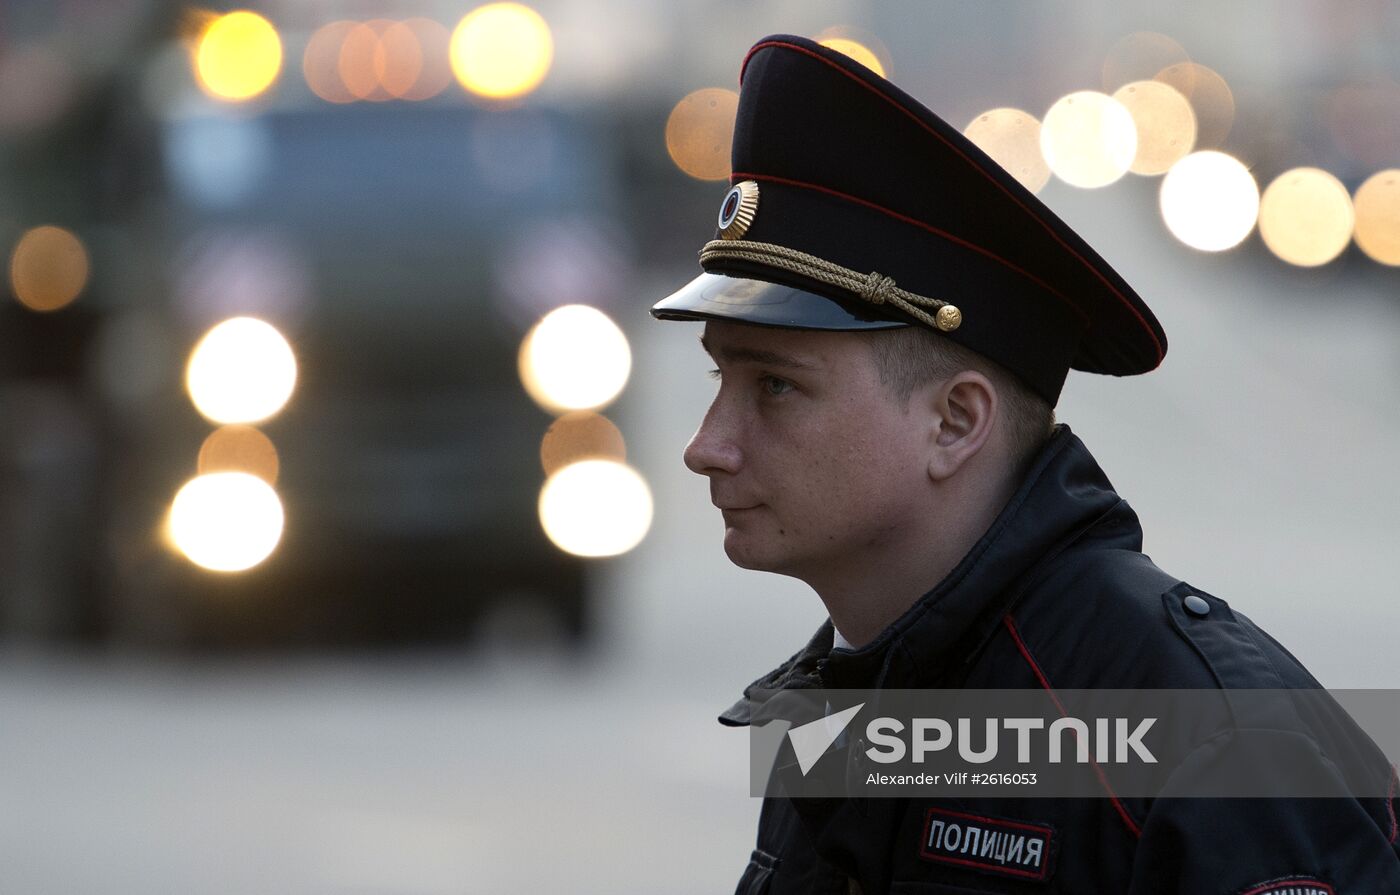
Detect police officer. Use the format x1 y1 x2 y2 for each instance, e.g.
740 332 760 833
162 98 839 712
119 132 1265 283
650 34 1400 893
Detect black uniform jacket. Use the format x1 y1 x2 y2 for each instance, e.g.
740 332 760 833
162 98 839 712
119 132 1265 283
720 425 1400 894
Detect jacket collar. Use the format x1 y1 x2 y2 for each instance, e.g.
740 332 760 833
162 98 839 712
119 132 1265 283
719 423 1136 726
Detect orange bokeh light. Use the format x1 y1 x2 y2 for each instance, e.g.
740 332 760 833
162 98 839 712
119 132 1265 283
303 18 454 104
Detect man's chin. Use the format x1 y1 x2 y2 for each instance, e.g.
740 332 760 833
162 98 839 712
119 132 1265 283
722 533 793 575
721 531 760 569
723 549 766 571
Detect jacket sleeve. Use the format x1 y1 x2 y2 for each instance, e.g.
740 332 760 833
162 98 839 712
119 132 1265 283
1126 729 1400 893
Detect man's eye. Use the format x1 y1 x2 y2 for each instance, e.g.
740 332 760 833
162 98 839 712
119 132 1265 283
707 368 721 380
761 375 794 396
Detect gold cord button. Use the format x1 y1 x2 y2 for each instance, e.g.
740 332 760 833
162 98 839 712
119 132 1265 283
936 305 962 332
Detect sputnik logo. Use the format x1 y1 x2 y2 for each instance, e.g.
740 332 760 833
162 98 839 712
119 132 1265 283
787 703 865 775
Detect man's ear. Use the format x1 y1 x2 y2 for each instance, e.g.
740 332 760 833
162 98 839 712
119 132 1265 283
927 371 998 482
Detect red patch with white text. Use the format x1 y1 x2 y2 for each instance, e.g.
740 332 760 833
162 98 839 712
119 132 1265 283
918 807 1055 882
1238 879 1335 895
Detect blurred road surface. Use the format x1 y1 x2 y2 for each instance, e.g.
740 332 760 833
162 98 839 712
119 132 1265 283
0 646 757 895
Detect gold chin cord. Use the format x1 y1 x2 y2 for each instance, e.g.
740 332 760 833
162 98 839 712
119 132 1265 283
699 239 962 333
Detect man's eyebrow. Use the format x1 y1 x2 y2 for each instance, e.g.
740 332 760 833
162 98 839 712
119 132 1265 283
698 334 819 370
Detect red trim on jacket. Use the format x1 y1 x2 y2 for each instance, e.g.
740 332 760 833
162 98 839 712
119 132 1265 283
1002 613 1143 839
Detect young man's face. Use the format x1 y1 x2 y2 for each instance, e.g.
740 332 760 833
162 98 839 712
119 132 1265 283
684 320 935 579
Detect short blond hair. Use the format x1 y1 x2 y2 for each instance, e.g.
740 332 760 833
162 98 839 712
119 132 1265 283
864 326 1055 470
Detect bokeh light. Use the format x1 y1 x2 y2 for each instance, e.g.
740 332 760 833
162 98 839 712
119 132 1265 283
198 424 280 484
449 3 553 100
814 27 890 78
1040 91 1137 188
304 18 452 104
817 38 884 76
186 316 298 424
1353 169 1400 266
1160 150 1259 252
9 225 89 312
665 88 739 181
963 108 1050 193
1101 31 1190 92
540 412 626 476
1258 167 1354 267
169 471 284 572
519 305 631 413
375 20 424 99
303 20 357 104
398 18 453 101
1112 80 1196 175
1155 62 1234 148
339 20 391 101
538 459 652 558
194 10 283 102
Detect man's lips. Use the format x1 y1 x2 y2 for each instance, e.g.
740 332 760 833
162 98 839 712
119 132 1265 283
717 503 762 512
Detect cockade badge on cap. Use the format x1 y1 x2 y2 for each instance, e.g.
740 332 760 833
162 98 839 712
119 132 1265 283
718 180 760 240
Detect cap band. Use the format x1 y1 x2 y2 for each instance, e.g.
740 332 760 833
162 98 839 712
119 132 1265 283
699 239 962 333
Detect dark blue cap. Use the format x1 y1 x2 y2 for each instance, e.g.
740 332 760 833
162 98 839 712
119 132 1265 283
651 34 1168 406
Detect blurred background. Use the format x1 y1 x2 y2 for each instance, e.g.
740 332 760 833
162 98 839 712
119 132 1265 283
0 0 1397 891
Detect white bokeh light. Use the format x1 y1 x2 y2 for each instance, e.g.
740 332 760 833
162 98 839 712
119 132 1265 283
963 108 1050 193
1258 167 1354 267
538 459 652 558
1353 169 1400 266
518 304 631 413
169 471 284 572
1111 80 1196 176
1160 150 1260 252
1040 91 1137 188
185 316 297 424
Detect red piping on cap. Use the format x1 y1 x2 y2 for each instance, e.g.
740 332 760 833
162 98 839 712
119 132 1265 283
740 39 1165 367
731 170 1090 324
1238 882 1335 895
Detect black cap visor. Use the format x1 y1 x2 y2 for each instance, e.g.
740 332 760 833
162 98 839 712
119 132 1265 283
650 271 908 331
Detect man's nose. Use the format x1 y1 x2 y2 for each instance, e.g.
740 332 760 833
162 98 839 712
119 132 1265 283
683 403 742 476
